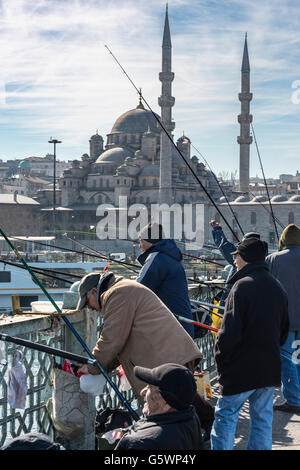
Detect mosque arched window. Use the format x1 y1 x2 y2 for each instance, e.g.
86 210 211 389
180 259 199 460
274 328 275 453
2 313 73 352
143 179 146 187
250 211 256 225
288 212 295 224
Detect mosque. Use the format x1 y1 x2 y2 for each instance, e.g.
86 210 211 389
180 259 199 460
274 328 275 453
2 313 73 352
37 6 300 251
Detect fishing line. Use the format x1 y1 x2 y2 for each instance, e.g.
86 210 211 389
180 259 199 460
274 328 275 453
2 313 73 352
0 227 139 421
104 45 240 243
251 123 280 241
191 143 245 236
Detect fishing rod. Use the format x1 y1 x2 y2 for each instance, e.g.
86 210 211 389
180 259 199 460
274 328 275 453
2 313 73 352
191 143 245 236
105 45 240 243
0 333 97 366
251 123 280 241
0 259 78 285
175 314 219 333
11 234 141 273
249 191 285 229
187 278 227 291
0 227 139 421
64 233 140 274
183 252 225 267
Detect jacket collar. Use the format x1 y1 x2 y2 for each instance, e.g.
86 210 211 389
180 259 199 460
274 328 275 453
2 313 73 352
227 261 269 286
137 407 195 429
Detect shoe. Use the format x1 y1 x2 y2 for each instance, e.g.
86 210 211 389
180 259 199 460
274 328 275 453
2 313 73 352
273 402 300 413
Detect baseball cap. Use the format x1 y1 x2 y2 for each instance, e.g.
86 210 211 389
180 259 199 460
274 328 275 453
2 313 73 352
231 238 267 263
1 432 63 450
134 363 197 411
76 271 115 310
76 272 101 310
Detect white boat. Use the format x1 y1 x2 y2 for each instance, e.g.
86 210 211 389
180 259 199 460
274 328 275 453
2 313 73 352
0 252 107 314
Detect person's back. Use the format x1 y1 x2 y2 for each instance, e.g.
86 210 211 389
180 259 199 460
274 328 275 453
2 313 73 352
265 224 300 412
216 262 289 395
267 246 300 332
137 238 194 337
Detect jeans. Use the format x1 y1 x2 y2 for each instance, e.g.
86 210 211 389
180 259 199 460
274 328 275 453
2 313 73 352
211 387 274 450
281 331 300 407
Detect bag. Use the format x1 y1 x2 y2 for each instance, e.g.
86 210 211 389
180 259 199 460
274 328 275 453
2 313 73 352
49 366 89 440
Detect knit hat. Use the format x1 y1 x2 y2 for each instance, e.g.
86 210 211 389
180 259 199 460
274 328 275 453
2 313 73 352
231 237 267 263
278 224 300 251
134 363 196 411
138 222 165 244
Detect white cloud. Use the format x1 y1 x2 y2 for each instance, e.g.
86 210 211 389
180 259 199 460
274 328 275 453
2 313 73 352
0 0 299 177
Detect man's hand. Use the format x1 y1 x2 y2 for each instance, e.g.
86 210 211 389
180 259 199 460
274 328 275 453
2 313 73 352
77 364 89 375
210 220 220 228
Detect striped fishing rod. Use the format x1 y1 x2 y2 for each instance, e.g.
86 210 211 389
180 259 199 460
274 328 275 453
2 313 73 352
251 123 280 242
191 143 245 236
105 45 240 243
0 227 139 421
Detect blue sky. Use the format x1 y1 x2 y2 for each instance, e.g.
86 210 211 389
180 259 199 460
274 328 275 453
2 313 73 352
0 0 300 178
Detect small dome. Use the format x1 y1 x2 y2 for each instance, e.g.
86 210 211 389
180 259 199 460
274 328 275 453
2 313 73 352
251 195 268 202
289 194 300 202
218 196 226 203
95 147 133 165
234 195 250 203
19 160 30 168
270 195 287 202
90 132 103 140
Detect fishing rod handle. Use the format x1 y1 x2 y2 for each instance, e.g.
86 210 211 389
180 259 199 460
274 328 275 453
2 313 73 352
0 333 97 366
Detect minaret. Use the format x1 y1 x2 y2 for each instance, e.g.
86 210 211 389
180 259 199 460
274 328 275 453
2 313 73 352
158 4 175 204
237 33 253 194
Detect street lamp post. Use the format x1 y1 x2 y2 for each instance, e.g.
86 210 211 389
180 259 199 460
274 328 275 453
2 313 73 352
48 138 62 235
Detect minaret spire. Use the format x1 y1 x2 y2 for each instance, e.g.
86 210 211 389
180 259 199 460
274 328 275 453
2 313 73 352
237 33 253 194
158 4 175 204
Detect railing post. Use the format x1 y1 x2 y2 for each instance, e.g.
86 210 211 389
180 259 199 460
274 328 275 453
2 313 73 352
62 309 99 450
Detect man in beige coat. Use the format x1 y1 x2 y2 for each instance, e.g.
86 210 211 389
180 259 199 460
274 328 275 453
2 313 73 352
77 271 214 436
77 272 201 398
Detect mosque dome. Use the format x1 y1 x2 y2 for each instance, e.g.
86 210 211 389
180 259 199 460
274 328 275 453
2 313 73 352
95 146 133 165
270 195 287 202
218 196 226 203
251 195 268 202
288 194 300 202
234 195 249 203
111 103 160 135
90 132 103 140
19 160 30 168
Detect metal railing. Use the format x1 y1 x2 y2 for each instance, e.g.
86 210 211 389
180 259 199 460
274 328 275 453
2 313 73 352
0 282 220 448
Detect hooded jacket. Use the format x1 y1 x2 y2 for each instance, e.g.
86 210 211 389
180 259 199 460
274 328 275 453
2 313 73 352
87 275 202 401
215 262 289 396
266 224 300 331
136 239 194 337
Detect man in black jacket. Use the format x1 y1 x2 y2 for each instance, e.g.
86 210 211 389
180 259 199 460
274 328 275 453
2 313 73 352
115 363 203 450
211 238 289 450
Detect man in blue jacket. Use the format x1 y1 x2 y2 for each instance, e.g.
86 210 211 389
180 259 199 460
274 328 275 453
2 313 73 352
136 222 194 338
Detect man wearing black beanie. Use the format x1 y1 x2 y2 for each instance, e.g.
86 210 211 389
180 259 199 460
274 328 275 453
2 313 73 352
211 238 290 450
